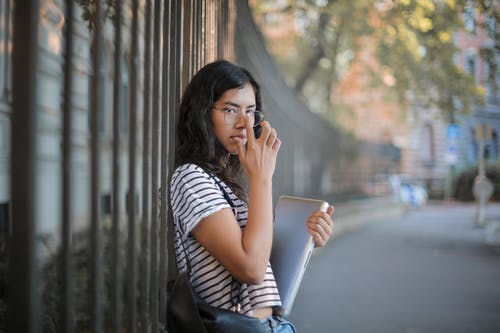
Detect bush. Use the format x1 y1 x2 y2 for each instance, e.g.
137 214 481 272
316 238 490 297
453 164 500 202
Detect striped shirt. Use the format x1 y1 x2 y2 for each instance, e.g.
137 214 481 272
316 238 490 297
170 163 282 316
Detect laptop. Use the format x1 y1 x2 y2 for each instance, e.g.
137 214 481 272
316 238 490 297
270 195 329 316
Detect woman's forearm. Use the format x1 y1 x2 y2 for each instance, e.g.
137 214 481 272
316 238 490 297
241 177 274 281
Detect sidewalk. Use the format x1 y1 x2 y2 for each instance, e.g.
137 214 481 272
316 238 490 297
331 195 405 239
331 197 500 247
291 201 500 332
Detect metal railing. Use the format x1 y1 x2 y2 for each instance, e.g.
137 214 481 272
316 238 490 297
7 1 235 332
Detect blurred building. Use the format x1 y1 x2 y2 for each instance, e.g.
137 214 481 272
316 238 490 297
405 2 500 198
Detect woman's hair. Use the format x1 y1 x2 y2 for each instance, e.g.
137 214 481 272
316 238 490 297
175 60 262 199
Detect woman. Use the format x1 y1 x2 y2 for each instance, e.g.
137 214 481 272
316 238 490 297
170 60 334 332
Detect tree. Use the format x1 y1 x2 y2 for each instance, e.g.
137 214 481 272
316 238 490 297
477 0 500 103
250 0 487 124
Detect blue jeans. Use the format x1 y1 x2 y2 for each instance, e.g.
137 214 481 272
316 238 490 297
260 315 297 333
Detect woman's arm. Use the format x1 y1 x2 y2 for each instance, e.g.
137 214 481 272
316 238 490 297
192 116 281 285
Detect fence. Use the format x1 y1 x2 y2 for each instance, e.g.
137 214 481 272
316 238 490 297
5 0 235 332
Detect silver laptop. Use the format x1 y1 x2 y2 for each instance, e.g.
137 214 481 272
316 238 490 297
270 195 329 316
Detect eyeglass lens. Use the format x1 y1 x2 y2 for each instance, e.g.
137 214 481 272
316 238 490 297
225 110 263 127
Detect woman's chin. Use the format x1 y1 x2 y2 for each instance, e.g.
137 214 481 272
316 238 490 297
226 140 245 155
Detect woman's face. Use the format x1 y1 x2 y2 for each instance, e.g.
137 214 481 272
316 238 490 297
211 83 256 155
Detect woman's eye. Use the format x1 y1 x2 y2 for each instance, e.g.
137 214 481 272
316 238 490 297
224 108 237 115
246 110 255 115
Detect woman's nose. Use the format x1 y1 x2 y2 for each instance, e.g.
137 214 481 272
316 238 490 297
234 112 246 128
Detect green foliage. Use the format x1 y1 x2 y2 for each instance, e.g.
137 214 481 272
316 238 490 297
477 0 500 101
251 0 489 122
38 217 136 332
376 0 485 118
453 164 500 201
75 0 117 31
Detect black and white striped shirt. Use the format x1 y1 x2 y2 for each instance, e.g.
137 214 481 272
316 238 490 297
170 163 282 316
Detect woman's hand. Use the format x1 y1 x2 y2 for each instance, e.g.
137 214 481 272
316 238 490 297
235 115 281 182
306 205 334 248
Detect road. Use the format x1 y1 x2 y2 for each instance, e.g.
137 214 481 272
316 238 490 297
288 203 500 333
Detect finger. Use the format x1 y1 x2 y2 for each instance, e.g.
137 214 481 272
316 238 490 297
272 138 281 152
310 210 333 228
245 113 256 145
307 216 332 242
266 128 277 147
306 226 326 247
327 205 334 216
234 136 246 158
321 213 334 229
307 218 326 238
314 216 332 237
258 121 272 143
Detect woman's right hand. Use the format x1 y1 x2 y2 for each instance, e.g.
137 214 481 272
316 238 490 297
234 114 281 182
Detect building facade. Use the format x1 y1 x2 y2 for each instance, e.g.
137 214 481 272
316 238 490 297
404 1 500 198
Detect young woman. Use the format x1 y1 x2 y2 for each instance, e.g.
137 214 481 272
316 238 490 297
170 60 334 332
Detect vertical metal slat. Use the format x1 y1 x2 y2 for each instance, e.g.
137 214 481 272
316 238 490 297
182 0 192 88
128 0 140 332
9 0 40 332
193 0 200 72
61 0 75 332
167 0 182 286
2 0 11 98
159 0 171 326
140 0 153 331
90 1 104 332
150 0 162 330
111 0 123 332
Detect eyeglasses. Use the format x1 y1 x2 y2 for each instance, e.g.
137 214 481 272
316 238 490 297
213 107 264 127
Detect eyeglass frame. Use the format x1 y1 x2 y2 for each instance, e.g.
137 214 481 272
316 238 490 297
212 106 264 127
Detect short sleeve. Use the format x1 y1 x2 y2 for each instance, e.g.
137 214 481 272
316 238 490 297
170 164 231 237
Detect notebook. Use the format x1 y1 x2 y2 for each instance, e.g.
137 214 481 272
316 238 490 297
270 195 329 316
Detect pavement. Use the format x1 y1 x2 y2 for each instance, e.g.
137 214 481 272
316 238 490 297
288 199 500 333
328 195 405 240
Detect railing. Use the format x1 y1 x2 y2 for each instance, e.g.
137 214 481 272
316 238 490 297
6 1 235 332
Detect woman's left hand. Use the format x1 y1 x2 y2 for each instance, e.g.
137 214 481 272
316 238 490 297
306 205 334 248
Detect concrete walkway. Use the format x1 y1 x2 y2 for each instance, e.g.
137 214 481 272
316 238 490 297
289 201 500 333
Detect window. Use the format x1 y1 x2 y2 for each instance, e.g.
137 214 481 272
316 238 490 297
120 57 129 135
87 67 107 135
87 50 109 136
420 123 435 167
0 0 12 100
101 193 112 216
126 190 139 215
0 202 9 237
463 2 476 33
486 15 496 40
470 128 478 162
484 144 491 160
492 130 498 160
465 55 476 78
484 61 499 104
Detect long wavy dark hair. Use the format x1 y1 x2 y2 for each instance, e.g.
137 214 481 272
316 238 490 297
175 60 262 200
